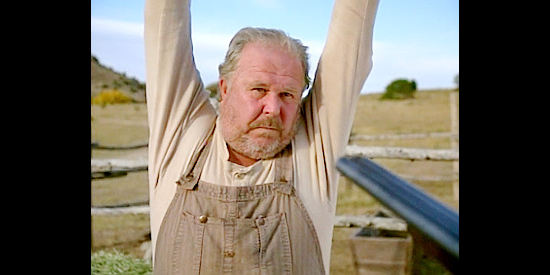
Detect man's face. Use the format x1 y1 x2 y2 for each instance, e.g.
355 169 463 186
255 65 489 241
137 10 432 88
219 42 304 161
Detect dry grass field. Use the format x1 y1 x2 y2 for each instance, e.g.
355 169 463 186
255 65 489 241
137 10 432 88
91 89 459 274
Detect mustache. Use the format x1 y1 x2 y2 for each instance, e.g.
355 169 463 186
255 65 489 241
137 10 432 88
248 117 283 131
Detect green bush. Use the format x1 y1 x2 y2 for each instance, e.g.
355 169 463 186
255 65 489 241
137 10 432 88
91 250 152 275
380 78 417 100
205 82 219 98
113 80 122 89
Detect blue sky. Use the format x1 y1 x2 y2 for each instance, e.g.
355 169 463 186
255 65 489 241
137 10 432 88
91 0 459 94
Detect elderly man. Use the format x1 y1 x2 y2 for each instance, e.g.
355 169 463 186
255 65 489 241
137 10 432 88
145 0 378 273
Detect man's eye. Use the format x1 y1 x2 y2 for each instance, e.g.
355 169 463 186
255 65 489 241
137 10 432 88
281 92 294 98
252 88 266 92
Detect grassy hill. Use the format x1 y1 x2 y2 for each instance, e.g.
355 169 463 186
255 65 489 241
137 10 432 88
91 55 146 103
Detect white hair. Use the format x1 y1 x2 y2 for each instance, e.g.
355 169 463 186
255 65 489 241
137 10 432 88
218 27 311 92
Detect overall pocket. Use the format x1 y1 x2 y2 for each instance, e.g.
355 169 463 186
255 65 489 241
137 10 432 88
171 211 292 275
170 210 209 275
256 212 292 274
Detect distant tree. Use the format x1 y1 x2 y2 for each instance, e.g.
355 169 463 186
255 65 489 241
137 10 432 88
205 82 219 98
380 78 417 100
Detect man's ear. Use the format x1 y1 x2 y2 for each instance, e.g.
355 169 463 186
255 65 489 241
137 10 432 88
218 78 228 102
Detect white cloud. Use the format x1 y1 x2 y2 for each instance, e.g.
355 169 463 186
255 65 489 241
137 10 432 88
91 23 458 93
362 40 459 92
191 31 233 85
191 32 327 87
91 18 146 82
192 32 233 51
91 17 144 38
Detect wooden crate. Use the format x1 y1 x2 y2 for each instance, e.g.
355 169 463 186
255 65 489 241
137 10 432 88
349 227 413 275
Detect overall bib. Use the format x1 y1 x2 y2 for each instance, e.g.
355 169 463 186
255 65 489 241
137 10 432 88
153 130 326 274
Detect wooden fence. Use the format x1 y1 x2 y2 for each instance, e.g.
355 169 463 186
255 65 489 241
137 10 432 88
91 145 458 179
91 91 458 226
92 92 458 264
91 204 407 231
90 143 458 220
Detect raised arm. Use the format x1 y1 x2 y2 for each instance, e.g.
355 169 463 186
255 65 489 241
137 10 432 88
300 0 379 199
144 0 216 188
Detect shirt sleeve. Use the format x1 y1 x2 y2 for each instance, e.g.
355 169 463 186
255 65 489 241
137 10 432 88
144 0 217 190
301 0 379 202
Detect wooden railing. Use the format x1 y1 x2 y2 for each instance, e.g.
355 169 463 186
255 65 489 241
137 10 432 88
92 91 459 221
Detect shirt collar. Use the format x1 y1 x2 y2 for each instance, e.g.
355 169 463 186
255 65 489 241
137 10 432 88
214 117 267 174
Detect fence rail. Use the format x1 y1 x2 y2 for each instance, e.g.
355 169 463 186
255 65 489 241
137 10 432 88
92 131 458 149
92 205 150 216
345 145 458 161
91 133 458 151
91 142 148 150
91 145 458 175
91 205 407 230
350 132 458 141
91 158 148 173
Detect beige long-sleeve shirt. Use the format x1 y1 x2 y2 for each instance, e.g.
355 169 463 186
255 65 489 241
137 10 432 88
144 0 378 272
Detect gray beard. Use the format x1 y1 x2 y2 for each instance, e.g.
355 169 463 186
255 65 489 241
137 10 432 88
219 107 298 160
228 127 295 160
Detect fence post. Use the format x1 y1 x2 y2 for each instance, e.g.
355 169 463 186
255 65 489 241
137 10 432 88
91 142 93 249
450 92 459 204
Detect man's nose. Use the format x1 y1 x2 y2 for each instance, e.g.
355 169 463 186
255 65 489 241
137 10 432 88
261 93 281 116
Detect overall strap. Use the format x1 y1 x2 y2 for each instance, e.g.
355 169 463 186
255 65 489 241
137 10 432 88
176 124 215 189
274 144 294 185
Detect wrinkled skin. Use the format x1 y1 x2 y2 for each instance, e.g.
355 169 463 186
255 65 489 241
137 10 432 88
219 42 305 166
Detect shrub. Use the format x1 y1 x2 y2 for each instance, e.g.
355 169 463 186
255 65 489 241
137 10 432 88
205 82 219 98
91 250 152 275
113 80 122 89
92 89 133 106
380 78 417 100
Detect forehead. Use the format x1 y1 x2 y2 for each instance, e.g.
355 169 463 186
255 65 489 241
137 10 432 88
234 42 304 88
